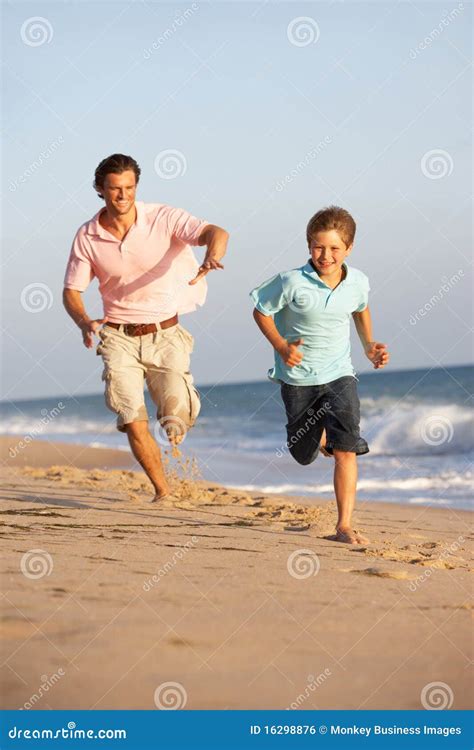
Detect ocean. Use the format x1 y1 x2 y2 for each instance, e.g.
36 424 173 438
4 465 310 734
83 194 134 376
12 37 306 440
2 365 473 510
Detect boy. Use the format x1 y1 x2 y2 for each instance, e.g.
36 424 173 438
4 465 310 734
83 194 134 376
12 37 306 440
250 206 389 544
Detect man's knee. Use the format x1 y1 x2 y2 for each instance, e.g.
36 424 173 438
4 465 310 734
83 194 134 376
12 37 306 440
123 419 150 438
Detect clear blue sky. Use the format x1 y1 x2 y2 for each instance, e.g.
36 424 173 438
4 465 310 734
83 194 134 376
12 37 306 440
2 0 472 400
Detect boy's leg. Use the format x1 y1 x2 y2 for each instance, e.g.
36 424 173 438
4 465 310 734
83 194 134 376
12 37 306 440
322 376 369 543
280 383 325 465
333 449 369 544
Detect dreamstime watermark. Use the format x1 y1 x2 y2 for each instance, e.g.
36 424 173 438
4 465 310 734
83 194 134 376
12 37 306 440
421 681 454 710
407 536 464 592
20 282 54 313
143 536 198 592
409 4 464 59
153 415 188 447
20 16 53 46
154 681 187 709
143 3 199 58
9 136 64 192
276 402 330 458
20 549 53 580
409 270 464 325
286 669 332 709
154 149 187 180
287 549 320 579
20 669 66 710
420 415 454 447
9 403 66 458
275 137 332 192
287 17 320 47
421 149 454 179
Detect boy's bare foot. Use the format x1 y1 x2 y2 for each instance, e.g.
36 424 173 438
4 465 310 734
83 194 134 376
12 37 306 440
335 526 369 544
319 428 331 457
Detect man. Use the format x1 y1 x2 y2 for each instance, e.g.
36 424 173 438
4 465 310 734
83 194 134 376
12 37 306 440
63 153 228 503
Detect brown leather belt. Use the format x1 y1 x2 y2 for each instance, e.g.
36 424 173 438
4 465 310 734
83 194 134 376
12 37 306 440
105 314 178 337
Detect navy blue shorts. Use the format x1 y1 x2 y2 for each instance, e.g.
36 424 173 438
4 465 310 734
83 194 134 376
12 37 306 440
280 375 369 465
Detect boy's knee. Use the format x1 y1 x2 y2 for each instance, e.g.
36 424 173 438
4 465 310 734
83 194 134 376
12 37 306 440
289 447 318 466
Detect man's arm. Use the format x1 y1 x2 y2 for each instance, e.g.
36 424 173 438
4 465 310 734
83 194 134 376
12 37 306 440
253 308 303 367
189 224 229 285
63 288 107 349
352 305 389 369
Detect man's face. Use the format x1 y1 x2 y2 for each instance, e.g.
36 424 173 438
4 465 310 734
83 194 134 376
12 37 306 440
101 170 137 215
309 229 352 276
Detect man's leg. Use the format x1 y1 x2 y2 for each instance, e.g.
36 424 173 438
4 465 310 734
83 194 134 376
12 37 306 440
333 449 368 544
124 420 171 501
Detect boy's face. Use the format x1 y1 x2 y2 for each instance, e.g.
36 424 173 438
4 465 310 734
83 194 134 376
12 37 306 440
309 229 352 277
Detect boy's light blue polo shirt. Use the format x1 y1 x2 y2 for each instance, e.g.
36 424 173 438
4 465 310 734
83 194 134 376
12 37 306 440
250 261 370 386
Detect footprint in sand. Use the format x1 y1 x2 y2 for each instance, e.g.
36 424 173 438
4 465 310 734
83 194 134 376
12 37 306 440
343 567 415 580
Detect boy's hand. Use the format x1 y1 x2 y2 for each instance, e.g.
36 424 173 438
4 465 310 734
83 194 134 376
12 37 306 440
277 338 304 367
365 341 389 369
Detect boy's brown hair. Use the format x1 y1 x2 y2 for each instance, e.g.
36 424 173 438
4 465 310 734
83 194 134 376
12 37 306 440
306 206 356 249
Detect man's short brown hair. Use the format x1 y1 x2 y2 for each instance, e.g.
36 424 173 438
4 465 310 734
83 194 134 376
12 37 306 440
93 153 141 199
306 206 356 249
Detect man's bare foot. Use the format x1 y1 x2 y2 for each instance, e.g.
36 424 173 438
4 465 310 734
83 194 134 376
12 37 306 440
150 493 179 505
335 526 369 544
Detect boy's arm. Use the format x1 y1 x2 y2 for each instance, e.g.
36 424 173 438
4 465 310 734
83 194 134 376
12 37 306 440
253 308 303 367
352 305 389 369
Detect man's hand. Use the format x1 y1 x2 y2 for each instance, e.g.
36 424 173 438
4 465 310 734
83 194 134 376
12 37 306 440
189 256 224 286
277 338 304 367
81 317 108 349
189 225 228 285
365 341 389 369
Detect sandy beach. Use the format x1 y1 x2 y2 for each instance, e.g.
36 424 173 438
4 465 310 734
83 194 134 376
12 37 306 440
1 436 472 711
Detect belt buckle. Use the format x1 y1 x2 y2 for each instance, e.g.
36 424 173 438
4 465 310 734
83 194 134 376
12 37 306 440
124 323 137 336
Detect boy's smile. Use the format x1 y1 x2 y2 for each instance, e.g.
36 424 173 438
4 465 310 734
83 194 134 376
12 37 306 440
309 229 352 283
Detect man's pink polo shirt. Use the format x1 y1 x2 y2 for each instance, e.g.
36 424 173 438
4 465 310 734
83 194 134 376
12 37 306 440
63 201 210 323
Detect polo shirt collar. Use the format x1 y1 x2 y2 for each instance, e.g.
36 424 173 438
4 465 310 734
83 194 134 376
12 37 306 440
86 201 145 239
302 260 350 287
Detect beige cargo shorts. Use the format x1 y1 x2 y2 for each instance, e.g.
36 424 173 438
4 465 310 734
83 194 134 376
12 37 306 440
96 322 201 441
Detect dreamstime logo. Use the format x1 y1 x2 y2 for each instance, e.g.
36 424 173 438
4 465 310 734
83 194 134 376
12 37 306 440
154 415 187 446
407 536 464 592
409 270 464 325
20 549 53 580
421 681 454 710
288 285 319 313
143 3 199 58
20 17 53 46
143 537 198 591
287 17 320 47
20 669 65 710
421 149 454 180
9 403 66 458
409 4 464 59
420 415 454 446
276 402 330 458
287 549 320 579
275 137 332 192
9 136 64 192
154 681 187 710
286 669 332 710
154 150 187 180
20 283 53 313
